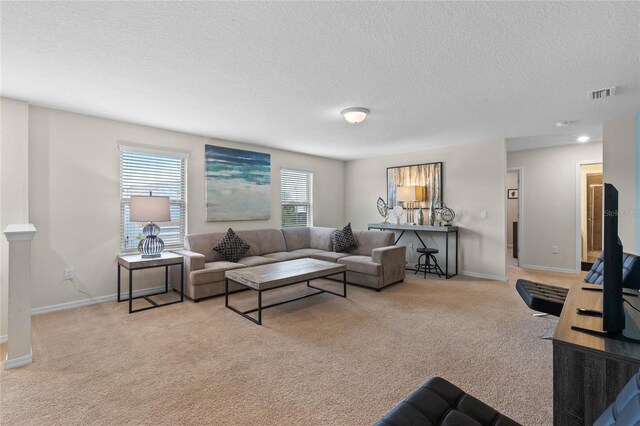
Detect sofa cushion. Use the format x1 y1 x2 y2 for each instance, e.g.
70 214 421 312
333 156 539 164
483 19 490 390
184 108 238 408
237 256 279 267
331 223 358 253
349 230 395 256
185 232 226 263
190 261 245 286
338 255 382 276
290 248 327 256
311 252 352 263
263 251 308 262
309 227 336 251
281 227 311 251
595 369 640 426
213 228 251 262
236 229 287 256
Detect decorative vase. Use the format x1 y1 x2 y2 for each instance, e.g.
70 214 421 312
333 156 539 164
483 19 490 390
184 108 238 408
429 206 437 226
417 208 424 225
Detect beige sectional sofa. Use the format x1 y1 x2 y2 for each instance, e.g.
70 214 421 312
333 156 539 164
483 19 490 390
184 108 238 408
173 227 406 302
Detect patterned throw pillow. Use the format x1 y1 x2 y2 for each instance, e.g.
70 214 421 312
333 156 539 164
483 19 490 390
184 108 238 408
331 223 358 253
213 228 250 263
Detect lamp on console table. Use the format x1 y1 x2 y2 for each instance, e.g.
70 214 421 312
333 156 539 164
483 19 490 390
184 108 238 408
130 192 171 258
397 186 426 225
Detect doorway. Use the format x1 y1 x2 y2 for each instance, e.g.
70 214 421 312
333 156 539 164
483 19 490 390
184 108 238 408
506 168 522 267
578 162 603 270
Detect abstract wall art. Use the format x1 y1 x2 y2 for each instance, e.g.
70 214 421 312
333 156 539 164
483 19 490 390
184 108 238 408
205 144 271 221
386 162 443 209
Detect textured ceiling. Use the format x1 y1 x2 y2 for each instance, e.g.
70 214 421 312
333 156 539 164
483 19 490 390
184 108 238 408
1 1 638 160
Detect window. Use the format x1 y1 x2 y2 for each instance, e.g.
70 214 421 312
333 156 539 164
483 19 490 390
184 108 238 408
281 168 313 227
120 148 187 253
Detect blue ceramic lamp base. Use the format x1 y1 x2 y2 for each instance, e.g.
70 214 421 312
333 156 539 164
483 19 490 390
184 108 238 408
137 222 165 258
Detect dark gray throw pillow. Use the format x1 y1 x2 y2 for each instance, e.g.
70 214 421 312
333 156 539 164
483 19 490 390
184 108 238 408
331 223 358 253
213 228 250 263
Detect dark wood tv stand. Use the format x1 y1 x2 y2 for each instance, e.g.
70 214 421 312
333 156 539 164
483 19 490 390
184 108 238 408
553 282 640 425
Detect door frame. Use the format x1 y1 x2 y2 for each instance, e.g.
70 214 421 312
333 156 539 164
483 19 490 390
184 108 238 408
507 167 524 267
575 160 603 272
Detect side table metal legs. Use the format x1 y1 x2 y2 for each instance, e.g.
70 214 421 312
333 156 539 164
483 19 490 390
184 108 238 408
117 261 184 314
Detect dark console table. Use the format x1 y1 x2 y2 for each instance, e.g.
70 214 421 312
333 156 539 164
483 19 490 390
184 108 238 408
552 282 640 425
367 223 458 279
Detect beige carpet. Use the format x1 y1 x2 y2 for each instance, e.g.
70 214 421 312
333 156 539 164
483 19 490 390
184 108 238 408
1 266 584 425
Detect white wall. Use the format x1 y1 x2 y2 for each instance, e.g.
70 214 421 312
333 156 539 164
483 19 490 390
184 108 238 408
506 171 518 247
507 142 603 272
345 139 507 280
0 98 30 339
603 119 637 253
27 105 345 310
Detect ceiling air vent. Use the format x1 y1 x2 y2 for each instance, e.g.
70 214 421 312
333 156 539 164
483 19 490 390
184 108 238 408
589 86 617 100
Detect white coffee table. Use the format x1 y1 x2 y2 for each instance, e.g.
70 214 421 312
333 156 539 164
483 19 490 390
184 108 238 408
225 258 347 325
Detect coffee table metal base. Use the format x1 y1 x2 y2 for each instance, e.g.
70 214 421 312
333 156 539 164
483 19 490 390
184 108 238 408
225 271 347 325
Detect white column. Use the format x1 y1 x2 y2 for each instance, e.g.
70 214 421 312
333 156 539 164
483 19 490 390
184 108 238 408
3 224 36 369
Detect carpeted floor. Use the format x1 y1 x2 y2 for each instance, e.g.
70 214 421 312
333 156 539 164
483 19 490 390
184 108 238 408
1 265 584 425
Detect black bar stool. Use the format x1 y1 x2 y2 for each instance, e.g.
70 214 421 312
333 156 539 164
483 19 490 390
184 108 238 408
415 247 444 278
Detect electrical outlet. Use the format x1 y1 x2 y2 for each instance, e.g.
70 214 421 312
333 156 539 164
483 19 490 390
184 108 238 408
552 246 559 254
409 243 414 249
64 268 74 280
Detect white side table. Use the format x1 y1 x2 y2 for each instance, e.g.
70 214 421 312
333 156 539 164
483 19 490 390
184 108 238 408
117 252 184 313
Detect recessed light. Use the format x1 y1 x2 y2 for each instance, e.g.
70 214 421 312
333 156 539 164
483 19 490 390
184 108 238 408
577 136 590 143
341 107 369 124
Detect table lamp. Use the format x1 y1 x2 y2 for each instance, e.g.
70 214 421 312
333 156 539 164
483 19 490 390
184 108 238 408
130 193 171 258
397 186 426 225
397 186 417 224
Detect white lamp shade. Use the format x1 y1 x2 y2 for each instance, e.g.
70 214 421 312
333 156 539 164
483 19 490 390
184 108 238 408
396 186 426 202
130 196 171 222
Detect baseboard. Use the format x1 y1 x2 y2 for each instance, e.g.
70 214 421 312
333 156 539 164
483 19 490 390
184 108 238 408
3 288 168 344
31 285 168 316
3 352 32 370
520 264 578 274
461 270 507 281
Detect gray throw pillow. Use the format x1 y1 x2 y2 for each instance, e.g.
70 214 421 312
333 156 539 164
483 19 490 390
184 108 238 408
331 223 358 253
213 228 250 263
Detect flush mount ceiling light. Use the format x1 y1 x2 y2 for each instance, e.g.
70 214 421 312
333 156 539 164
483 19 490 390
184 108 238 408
577 136 590 143
341 107 369 124
555 121 572 127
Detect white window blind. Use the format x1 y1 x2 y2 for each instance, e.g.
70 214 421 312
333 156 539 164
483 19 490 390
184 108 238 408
120 149 187 253
281 168 313 228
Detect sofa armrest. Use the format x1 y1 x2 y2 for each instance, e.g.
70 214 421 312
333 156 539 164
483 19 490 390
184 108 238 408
173 249 206 271
372 245 406 284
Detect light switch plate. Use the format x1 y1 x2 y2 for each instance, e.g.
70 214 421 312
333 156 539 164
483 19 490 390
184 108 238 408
480 211 488 220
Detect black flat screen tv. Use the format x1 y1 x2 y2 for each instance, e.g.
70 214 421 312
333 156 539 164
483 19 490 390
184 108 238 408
602 183 625 334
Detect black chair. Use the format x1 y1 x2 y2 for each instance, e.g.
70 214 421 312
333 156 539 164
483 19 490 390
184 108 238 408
374 376 520 426
516 252 640 317
415 247 444 278
375 370 640 425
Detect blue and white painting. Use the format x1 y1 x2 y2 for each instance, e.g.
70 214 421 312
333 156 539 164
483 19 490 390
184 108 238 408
205 144 271 221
